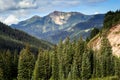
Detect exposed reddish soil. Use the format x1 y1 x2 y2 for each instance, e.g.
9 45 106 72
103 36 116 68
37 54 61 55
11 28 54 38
90 24 120 57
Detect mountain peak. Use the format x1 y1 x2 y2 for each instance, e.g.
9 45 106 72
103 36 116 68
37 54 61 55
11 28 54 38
53 10 62 13
49 11 65 16
11 11 104 44
24 15 41 23
31 15 41 19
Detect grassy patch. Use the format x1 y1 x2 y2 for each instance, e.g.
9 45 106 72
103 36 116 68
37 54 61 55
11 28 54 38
90 76 119 80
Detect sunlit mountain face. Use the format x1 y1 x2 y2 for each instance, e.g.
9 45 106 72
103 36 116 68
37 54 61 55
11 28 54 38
11 11 104 44
0 0 119 44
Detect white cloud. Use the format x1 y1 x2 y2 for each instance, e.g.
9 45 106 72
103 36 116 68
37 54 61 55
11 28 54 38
0 0 16 11
0 17 4 22
0 0 107 12
0 0 107 22
18 0 37 9
0 0 37 11
94 11 99 14
4 15 19 25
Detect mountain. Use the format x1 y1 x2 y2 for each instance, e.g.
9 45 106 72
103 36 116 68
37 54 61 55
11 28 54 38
0 22 53 52
69 14 104 40
11 11 104 43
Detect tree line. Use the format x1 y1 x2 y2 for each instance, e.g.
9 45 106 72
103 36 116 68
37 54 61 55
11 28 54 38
0 35 120 80
103 10 120 29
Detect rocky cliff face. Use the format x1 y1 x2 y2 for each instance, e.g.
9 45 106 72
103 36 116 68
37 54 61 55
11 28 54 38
90 24 120 57
49 11 72 25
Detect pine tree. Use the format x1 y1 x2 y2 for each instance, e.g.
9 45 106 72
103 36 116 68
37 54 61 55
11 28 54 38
4 50 12 80
44 50 51 80
17 45 35 80
81 45 92 80
115 57 120 78
0 52 4 80
57 39 64 80
93 51 102 77
71 60 78 80
100 35 113 77
67 71 72 80
33 49 44 80
11 50 18 79
0 68 3 80
59 63 64 80
89 28 99 40
63 37 74 78
33 49 51 80
51 47 59 80
74 37 84 78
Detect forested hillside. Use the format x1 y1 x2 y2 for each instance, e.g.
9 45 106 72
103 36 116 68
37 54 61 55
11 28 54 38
103 10 120 29
0 10 120 80
0 22 53 52
1 36 120 80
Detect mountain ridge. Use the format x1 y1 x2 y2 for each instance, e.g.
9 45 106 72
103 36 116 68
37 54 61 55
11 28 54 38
11 11 104 44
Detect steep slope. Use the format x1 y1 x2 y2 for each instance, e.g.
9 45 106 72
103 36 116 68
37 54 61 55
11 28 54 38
89 24 120 57
89 10 120 57
72 14 104 30
11 11 104 43
12 11 90 34
69 14 104 39
0 22 53 52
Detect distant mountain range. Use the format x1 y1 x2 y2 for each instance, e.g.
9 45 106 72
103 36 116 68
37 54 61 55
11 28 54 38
11 11 105 44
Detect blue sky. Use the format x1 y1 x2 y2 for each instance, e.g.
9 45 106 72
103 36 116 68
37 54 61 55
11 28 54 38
0 0 120 25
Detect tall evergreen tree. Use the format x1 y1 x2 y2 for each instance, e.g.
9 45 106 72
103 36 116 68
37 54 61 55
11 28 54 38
0 68 3 80
51 47 59 80
11 50 18 79
57 39 64 80
33 49 51 80
93 51 102 77
100 35 113 77
33 49 44 80
4 50 12 80
115 57 120 78
0 51 4 80
89 28 99 40
17 45 35 80
81 45 92 80
62 37 72 78
74 37 84 78
44 50 51 80
71 60 78 80
67 71 72 80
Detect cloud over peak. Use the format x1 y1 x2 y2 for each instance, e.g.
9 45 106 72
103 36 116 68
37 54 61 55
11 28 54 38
4 15 19 25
